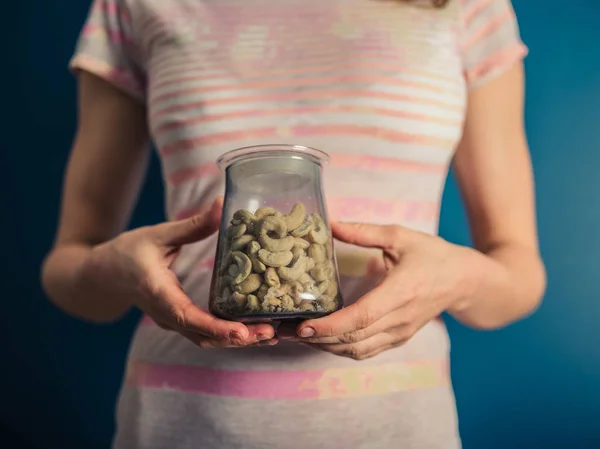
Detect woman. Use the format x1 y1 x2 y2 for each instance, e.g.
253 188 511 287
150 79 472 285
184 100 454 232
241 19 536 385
42 0 546 447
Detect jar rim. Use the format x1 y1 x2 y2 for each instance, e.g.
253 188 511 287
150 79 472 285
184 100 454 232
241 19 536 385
216 144 330 170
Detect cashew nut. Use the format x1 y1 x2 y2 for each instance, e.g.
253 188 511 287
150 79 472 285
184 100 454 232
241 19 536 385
325 279 338 298
308 243 327 264
231 291 247 307
262 296 282 310
255 207 281 220
228 264 240 278
299 301 315 311
317 295 337 311
282 203 306 232
226 223 247 240
232 209 257 226
288 281 304 297
281 294 295 311
308 213 329 245
303 280 330 300
290 217 314 238
316 280 331 296
230 251 252 284
233 273 262 294
266 284 290 298
310 260 334 282
258 215 287 238
232 209 257 235
264 267 280 287
297 272 313 285
246 240 266 273
293 237 310 249
231 234 255 251
258 249 294 267
258 234 295 252
246 294 260 311
257 284 270 301
291 246 305 264
277 256 308 282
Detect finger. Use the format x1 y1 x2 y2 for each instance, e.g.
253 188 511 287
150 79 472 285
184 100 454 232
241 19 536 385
179 330 251 348
330 221 408 250
304 333 394 361
296 278 400 338
153 279 251 340
181 326 278 349
294 307 411 344
155 199 223 247
247 338 280 347
246 323 278 341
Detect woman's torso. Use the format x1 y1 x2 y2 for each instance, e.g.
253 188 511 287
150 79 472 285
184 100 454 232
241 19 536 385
105 0 470 447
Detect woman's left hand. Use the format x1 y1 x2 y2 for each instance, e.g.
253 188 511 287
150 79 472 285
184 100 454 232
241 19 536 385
283 221 478 361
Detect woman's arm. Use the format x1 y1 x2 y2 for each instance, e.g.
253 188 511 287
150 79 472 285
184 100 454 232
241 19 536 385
41 71 277 344
279 63 547 356
447 62 547 329
41 72 151 323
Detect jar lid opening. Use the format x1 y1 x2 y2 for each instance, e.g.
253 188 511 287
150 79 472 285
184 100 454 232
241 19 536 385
216 144 331 170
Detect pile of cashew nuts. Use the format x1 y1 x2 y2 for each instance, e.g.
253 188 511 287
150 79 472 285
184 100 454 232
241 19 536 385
213 202 341 316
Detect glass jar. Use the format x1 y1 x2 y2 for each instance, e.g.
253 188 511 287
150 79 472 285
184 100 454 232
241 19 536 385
208 144 343 323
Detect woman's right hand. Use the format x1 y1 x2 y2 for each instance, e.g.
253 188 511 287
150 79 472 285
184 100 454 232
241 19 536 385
76 199 277 348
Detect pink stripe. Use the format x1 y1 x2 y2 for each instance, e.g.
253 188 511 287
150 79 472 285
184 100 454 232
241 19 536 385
81 24 133 47
151 46 446 92
181 44 433 66
155 45 449 88
168 163 221 185
92 0 131 23
152 89 458 124
174 198 439 223
69 54 143 99
152 73 450 105
157 105 458 137
329 154 447 174
167 155 446 186
466 42 528 84
139 5 410 35
462 10 515 50
160 125 454 157
462 0 494 27
153 53 455 86
125 359 449 399
326 197 439 223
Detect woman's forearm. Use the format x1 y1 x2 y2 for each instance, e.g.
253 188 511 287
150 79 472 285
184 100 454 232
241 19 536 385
41 244 132 323
447 242 546 330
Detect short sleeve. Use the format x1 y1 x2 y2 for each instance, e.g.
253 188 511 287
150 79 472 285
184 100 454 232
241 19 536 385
69 0 146 101
459 0 528 89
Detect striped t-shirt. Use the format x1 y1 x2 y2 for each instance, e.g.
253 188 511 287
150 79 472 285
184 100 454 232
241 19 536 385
70 0 527 448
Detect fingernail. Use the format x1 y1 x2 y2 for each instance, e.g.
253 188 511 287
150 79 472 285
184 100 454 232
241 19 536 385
257 334 271 341
259 338 279 346
299 327 315 338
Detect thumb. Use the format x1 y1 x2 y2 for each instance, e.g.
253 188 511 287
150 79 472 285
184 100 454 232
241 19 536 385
156 198 223 247
331 220 404 250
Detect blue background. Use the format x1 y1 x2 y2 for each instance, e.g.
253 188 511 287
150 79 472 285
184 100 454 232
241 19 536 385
3 1 599 448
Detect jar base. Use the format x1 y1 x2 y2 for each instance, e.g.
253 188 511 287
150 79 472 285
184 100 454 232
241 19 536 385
211 308 340 324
